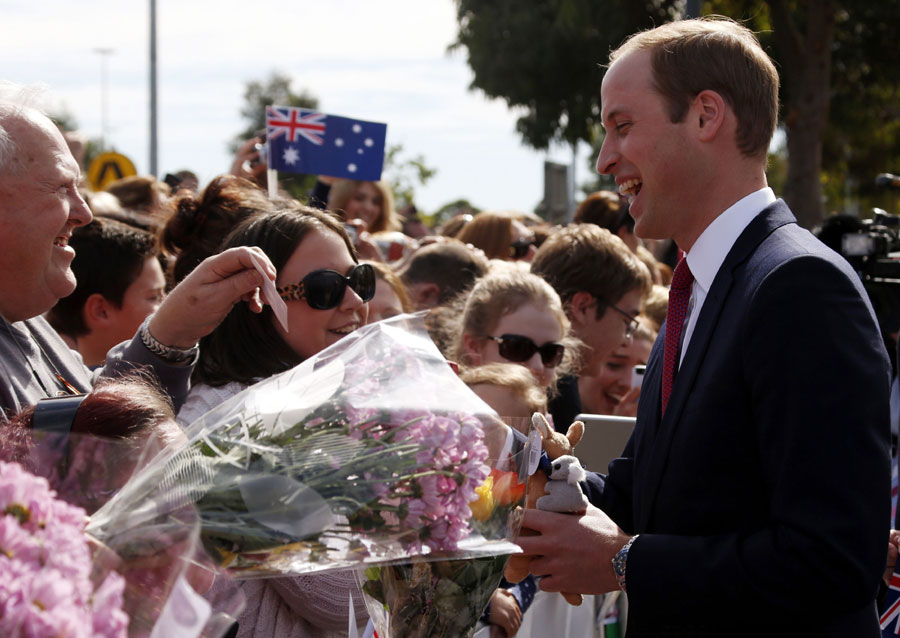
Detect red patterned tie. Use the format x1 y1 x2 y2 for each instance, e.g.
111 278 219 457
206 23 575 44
662 258 694 415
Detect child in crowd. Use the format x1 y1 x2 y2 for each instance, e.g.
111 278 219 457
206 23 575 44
454 269 579 399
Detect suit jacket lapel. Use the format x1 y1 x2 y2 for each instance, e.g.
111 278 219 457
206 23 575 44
633 201 797 531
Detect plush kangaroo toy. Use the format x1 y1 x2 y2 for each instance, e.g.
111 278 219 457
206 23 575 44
504 412 585 606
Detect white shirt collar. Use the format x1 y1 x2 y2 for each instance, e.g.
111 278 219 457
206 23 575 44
685 187 776 293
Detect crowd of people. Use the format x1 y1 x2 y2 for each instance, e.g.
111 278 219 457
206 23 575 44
0 14 896 638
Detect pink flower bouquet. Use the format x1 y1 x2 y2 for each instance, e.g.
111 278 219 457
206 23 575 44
0 460 128 638
87 314 531 580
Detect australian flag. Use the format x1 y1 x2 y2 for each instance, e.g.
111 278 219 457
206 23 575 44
265 105 387 181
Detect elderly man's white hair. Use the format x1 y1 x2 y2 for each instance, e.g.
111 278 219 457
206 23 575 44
0 82 50 173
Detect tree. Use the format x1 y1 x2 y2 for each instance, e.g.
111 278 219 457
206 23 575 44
453 0 900 229
451 0 679 150
230 72 320 200
383 144 438 211
231 71 319 152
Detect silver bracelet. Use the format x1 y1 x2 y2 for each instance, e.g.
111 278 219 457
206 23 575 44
139 316 199 365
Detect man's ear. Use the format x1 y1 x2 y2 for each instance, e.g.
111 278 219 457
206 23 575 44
693 89 726 142
567 291 596 326
462 333 484 365
82 293 113 332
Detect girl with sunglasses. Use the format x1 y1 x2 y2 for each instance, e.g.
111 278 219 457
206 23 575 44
177 205 373 638
454 269 578 395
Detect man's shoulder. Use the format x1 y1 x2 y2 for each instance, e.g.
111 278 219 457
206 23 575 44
739 204 854 282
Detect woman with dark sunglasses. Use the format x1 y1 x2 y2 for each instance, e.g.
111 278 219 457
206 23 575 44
453 268 579 394
176 205 372 638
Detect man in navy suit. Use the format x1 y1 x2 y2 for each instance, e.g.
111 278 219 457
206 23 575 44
516 17 891 635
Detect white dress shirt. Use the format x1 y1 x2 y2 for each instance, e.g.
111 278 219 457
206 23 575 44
680 187 777 364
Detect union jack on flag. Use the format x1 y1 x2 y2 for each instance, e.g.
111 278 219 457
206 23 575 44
881 570 900 635
264 105 387 181
266 106 327 145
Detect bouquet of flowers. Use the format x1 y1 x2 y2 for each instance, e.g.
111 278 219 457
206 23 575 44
358 463 530 638
87 314 530 580
0 459 128 638
0 428 246 638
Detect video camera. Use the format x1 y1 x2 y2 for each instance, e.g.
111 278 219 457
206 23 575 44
839 206 900 334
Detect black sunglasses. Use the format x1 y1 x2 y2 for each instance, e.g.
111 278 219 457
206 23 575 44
277 263 376 310
484 334 565 368
509 237 536 260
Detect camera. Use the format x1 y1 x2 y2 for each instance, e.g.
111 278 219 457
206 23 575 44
835 209 900 333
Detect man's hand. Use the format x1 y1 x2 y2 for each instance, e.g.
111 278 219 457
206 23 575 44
488 589 522 638
148 247 276 348
516 505 630 595
885 529 900 587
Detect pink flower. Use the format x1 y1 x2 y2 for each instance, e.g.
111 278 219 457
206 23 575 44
0 461 128 638
92 572 129 638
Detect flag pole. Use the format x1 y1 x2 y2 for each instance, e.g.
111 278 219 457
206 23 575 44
266 142 277 200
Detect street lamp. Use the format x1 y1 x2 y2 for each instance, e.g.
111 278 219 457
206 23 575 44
93 47 114 152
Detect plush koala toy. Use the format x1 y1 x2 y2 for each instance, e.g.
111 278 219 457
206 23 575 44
536 455 589 513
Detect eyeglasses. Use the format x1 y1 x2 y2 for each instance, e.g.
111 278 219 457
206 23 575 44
484 334 565 368
509 237 536 260
598 298 640 339
277 263 376 310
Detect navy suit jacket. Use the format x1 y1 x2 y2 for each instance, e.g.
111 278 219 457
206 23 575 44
584 201 892 636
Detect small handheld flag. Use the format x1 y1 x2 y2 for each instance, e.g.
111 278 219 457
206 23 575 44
266 105 387 181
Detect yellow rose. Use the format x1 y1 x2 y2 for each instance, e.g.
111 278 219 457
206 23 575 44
469 476 495 521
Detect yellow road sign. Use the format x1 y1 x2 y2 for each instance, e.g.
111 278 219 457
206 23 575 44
88 152 137 191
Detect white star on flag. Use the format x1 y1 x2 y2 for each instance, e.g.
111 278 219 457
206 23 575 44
283 146 300 165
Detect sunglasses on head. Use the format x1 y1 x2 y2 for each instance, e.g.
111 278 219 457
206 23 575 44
509 237 536 260
484 334 565 368
277 263 376 310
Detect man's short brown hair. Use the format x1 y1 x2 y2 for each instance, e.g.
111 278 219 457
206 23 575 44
531 224 651 318
610 16 779 159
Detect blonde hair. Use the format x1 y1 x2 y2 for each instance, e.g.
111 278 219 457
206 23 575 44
453 270 580 381
460 363 548 415
641 284 670 334
327 179 400 233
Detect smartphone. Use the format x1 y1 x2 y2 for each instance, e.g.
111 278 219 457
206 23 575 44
343 223 359 244
631 364 646 389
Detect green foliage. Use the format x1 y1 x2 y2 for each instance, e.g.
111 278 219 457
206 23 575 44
451 0 680 150
455 0 900 226
230 72 320 201
230 71 319 153
383 144 438 211
705 0 900 217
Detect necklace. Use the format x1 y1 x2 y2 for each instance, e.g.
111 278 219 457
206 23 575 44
0 315 82 397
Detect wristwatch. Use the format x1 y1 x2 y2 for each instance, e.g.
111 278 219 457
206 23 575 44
139 316 199 365
611 535 638 592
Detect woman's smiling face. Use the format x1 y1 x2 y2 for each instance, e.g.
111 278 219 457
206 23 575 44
274 227 368 360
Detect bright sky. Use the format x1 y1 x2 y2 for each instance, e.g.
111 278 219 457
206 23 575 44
1 0 594 215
